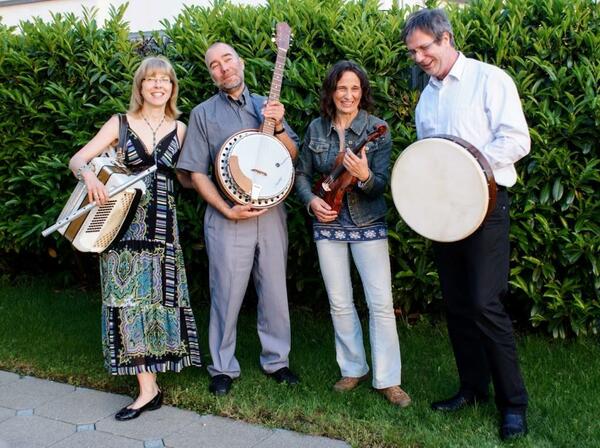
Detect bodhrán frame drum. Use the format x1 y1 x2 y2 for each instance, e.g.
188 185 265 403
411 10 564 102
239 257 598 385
391 135 497 242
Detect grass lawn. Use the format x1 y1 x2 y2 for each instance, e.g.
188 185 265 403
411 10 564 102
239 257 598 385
0 279 599 447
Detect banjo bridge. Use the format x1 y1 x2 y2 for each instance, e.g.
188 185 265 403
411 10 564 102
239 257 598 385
251 168 268 176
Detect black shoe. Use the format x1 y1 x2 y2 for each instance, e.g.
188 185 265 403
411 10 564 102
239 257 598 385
209 374 233 396
500 412 528 441
431 392 487 412
265 367 300 385
115 390 163 421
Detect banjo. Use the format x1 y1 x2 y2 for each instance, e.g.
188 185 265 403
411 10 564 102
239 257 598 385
214 22 294 209
390 135 497 242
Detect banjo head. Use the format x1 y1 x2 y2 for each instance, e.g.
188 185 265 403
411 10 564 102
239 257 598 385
391 137 492 242
215 130 294 209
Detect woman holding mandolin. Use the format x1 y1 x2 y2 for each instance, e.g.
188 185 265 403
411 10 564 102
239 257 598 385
295 61 410 407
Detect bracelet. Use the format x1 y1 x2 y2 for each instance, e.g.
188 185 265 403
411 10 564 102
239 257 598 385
357 171 372 189
75 163 92 181
274 126 285 135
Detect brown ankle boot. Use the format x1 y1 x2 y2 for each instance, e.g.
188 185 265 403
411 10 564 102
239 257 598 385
332 374 369 392
377 385 411 407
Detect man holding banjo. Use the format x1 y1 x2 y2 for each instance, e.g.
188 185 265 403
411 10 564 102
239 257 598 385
399 8 530 441
177 40 300 396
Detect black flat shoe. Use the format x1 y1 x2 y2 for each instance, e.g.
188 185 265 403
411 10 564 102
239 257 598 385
431 392 487 412
209 374 233 396
265 367 300 385
115 390 163 421
500 412 528 441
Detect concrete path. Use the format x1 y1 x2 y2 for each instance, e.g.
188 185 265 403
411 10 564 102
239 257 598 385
0 370 350 448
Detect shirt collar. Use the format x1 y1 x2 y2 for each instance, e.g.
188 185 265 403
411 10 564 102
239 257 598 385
326 109 369 136
219 85 250 106
429 52 466 88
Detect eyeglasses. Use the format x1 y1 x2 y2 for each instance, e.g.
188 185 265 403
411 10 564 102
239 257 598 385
143 77 172 85
406 40 437 59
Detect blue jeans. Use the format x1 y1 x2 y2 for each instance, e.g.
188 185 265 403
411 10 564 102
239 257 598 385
316 239 402 388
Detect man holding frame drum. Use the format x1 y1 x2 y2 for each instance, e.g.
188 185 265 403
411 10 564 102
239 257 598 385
401 8 530 441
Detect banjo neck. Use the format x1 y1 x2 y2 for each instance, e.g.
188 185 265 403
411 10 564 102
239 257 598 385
261 23 291 136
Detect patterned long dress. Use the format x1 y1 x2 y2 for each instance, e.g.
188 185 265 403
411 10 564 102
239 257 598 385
100 122 202 375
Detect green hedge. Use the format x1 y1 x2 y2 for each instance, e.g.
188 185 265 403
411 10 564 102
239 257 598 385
0 0 598 337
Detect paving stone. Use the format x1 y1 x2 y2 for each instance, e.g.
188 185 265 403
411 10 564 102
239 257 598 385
144 439 165 448
96 405 200 441
0 376 75 410
37 387 130 424
50 430 141 448
163 415 273 448
257 429 351 448
0 371 20 386
0 408 14 424
0 415 74 448
0 373 354 448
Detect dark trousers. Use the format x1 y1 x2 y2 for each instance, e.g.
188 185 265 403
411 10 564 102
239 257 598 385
433 190 528 414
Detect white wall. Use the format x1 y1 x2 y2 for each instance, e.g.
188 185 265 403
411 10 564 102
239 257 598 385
0 0 424 31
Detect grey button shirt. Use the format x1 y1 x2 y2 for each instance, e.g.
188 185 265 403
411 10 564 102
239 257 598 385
177 87 299 175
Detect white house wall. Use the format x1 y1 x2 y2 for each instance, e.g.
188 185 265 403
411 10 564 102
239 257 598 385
1 0 425 32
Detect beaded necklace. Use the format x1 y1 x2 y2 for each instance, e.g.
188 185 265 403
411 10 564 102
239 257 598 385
141 114 166 153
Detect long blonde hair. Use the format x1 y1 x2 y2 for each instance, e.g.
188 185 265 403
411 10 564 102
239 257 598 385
128 56 181 119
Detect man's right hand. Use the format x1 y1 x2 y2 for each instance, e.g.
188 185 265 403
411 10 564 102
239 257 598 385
226 204 268 220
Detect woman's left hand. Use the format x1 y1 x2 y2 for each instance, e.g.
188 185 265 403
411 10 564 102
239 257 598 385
343 147 370 182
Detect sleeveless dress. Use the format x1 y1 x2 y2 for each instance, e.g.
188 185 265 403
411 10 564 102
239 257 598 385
99 121 202 375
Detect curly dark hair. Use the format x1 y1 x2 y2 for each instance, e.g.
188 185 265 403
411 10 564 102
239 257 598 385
319 60 373 120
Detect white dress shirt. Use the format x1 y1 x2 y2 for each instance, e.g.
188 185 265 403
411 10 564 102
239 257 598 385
415 52 530 187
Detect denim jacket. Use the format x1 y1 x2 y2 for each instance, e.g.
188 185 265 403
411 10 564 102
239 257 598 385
295 110 392 226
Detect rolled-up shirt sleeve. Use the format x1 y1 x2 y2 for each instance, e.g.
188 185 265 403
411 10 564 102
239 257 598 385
177 106 211 175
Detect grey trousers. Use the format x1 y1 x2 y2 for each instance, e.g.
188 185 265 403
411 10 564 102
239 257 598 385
204 203 291 378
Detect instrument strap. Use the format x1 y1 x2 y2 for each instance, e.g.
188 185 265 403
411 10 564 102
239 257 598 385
116 113 128 164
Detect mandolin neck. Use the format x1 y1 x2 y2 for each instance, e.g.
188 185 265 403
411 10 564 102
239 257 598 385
327 131 376 181
262 47 287 136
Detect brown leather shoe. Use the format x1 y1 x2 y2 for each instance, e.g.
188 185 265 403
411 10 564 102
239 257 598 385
377 386 411 407
332 374 369 392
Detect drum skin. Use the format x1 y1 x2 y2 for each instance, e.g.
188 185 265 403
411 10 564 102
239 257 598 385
391 136 496 242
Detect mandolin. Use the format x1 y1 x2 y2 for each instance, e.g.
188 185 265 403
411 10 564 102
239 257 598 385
313 124 387 213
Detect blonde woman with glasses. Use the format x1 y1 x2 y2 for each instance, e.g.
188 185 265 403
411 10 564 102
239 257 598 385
69 56 201 421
